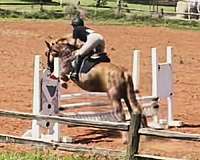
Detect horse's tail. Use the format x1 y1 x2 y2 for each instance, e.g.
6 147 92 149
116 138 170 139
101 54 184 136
124 71 148 127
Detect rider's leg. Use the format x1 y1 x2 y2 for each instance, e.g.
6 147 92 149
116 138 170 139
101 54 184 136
71 33 105 80
70 55 82 80
75 33 105 57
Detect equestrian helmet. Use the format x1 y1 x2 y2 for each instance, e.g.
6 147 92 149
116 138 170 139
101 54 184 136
71 17 84 27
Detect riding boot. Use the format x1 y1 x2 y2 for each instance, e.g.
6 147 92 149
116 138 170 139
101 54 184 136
70 55 82 81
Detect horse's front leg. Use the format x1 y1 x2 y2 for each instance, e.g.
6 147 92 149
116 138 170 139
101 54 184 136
59 60 72 89
60 72 70 89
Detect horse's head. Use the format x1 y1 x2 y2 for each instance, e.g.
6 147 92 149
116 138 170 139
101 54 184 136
45 38 77 74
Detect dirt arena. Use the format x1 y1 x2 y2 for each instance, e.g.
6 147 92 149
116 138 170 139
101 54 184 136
1 20 200 159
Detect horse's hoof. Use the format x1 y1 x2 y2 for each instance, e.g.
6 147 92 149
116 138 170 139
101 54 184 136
61 83 68 89
61 76 69 82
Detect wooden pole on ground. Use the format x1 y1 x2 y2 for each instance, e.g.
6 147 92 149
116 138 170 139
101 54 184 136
127 112 141 160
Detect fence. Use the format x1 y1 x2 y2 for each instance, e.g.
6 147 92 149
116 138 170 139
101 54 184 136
0 0 200 21
1 109 200 159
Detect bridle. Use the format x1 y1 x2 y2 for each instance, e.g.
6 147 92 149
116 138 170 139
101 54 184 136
46 42 77 73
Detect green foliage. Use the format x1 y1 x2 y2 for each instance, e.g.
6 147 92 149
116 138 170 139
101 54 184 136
0 8 23 18
0 8 64 19
24 10 64 19
0 152 59 160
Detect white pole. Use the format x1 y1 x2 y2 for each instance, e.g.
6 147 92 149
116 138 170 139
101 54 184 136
52 57 60 142
32 55 41 139
151 48 159 98
151 48 160 127
53 57 60 78
167 46 173 64
166 46 174 125
132 50 141 92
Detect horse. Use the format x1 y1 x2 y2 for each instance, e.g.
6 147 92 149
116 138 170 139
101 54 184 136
45 37 148 143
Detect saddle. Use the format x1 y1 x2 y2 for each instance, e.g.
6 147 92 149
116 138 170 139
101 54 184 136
71 53 110 80
80 53 110 73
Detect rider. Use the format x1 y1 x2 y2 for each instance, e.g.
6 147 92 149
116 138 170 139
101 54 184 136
70 16 106 80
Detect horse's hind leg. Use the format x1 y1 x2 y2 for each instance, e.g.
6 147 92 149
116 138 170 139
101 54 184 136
123 95 148 128
124 72 148 128
111 99 125 122
112 99 128 144
107 89 127 144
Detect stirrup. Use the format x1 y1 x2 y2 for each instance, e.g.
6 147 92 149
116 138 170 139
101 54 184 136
70 72 79 81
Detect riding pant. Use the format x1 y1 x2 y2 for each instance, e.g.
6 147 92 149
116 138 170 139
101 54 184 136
74 33 105 57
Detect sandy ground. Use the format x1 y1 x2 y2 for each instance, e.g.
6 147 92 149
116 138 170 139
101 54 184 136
0 20 200 159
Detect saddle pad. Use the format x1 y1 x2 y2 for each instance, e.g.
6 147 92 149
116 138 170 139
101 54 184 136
80 53 110 73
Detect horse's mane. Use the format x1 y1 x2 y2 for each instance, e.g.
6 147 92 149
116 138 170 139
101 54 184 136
50 34 82 49
45 34 83 65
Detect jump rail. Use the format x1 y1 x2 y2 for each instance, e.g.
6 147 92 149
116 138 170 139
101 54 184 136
0 110 129 131
61 92 158 102
59 99 158 110
0 109 140 159
0 109 199 159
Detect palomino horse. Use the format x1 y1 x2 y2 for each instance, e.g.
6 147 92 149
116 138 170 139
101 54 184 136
45 38 147 143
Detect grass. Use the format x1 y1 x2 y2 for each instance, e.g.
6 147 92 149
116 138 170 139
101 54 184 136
0 0 199 29
0 0 175 14
0 1 200 30
0 151 117 160
0 152 67 160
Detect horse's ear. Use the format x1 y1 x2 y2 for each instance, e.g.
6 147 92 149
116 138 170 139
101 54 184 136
45 41 51 49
